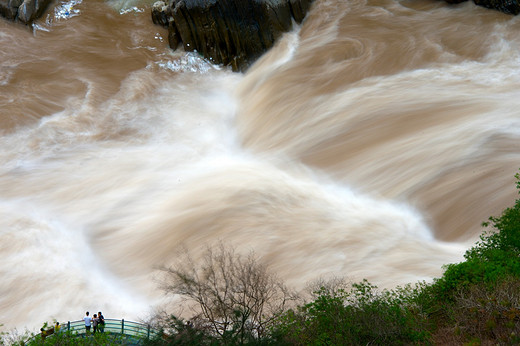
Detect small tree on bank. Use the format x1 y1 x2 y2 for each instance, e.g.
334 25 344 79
158 244 297 343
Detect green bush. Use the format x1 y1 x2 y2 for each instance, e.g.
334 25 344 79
273 279 430 345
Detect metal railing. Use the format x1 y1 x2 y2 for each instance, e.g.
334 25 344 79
27 319 160 344
64 318 156 338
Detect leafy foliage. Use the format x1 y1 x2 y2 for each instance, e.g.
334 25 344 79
273 279 431 345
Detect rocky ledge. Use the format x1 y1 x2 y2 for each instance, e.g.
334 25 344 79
152 0 314 71
0 0 53 24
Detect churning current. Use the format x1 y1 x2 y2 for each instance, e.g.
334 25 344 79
1 0 519 330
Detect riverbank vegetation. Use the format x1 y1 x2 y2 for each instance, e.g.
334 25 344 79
4 171 519 345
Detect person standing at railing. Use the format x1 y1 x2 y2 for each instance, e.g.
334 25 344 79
92 314 99 334
83 311 92 334
98 311 105 333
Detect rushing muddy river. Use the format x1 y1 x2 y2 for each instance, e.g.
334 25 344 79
1 0 519 331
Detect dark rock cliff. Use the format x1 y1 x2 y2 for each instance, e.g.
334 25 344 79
443 0 520 15
152 0 314 71
473 0 520 15
0 0 53 24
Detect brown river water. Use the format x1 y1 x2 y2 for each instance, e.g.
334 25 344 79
1 0 519 331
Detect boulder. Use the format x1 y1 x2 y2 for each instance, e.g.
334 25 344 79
0 0 52 24
156 0 315 71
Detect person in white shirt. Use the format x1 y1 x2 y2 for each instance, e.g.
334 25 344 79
83 311 92 334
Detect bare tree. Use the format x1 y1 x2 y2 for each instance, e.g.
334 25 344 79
159 243 297 343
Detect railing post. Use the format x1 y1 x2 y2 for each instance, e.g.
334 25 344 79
147 324 150 339
67 321 70 332
121 319 124 335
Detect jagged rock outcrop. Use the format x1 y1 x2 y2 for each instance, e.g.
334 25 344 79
152 0 314 71
473 0 520 14
443 0 520 15
0 0 53 24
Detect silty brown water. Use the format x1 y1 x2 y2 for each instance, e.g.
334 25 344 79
0 0 519 330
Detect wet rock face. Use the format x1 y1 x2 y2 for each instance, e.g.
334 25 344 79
442 0 520 15
152 0 170 27
472 0 520 15
154 0 314 71
0 0 22 20
0 0 53 24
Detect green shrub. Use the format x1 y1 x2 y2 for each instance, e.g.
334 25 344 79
273 279 431 345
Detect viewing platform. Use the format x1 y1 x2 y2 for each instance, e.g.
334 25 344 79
29 319 160 345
